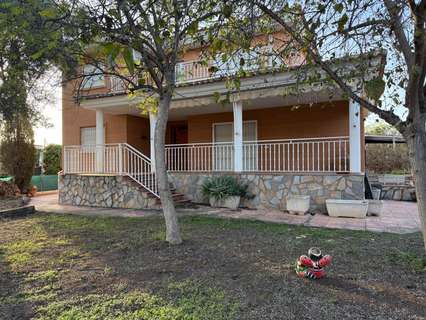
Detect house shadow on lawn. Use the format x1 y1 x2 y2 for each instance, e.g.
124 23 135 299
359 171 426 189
317 275 426 315
2 212 425 319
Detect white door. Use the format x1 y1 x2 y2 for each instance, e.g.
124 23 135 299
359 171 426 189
243 121 258 171
213 121 257 171
213 123 234 170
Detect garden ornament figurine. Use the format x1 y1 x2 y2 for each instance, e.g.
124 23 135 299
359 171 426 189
295 247 332 279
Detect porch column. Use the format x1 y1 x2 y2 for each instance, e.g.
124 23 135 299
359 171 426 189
95 109 105 173
149 112 157 173
233 99 243 172
349 99 362 173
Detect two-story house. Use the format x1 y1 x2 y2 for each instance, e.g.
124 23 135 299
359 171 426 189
59 29 384 211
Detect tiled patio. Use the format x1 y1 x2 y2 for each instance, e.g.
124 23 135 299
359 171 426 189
31 192 421 234
206 201 421 234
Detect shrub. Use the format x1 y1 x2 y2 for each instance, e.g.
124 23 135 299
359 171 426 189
201 176 251 200
365 121 411 174
43 144 62 174
366 144 411 174
0 115 36 193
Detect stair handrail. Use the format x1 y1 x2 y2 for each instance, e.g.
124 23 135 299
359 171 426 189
119 143 159 198
121 143 152 162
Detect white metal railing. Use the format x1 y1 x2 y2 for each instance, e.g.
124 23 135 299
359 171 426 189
63 143 159 197
110 76 127 92
109 50 288 93
175 60 212 84
165 137 350 173
165 142 234 172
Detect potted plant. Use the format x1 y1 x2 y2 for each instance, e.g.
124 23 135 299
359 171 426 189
201 176 251 210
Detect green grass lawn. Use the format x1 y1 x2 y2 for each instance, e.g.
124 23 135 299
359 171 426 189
0 212 425 320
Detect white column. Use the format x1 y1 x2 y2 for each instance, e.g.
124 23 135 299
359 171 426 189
233 100 243 172
149 112 157 173
95 109 105 173
349 99 362 173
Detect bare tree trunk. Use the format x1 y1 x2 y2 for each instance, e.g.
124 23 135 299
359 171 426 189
405 119 426 250
154 91 182 245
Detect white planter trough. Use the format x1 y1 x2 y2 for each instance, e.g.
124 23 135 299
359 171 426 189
325 199 369 218
286 196 310 215
372 188 381 200
209 196 241 210
367 200 384 216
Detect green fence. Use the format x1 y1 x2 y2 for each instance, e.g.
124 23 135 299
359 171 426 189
31 175 58 191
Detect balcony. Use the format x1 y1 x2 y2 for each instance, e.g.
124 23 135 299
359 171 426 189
106 53 287 94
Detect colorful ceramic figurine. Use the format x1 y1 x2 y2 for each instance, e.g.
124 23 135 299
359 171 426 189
295 247 332 279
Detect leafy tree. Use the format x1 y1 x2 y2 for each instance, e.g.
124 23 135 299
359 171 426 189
366 122 401 136
237 0 426 251
69 0 228 244
0 0 75 191
0 0 76 122
43 144 62 175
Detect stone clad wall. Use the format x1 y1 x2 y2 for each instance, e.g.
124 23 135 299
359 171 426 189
368 174 416 201
168 173 365 211
59 174 158 209
59 173 365 212
380 186 416 201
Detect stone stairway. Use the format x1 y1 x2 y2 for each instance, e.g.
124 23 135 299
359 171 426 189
125 176 191 207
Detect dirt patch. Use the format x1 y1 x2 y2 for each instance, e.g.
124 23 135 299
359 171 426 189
0 213 425 320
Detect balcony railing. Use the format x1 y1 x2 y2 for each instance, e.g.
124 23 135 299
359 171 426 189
165 137 350 173
108 54 285 93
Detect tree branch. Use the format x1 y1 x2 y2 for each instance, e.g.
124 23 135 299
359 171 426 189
383 0 414 70
255 1 405 130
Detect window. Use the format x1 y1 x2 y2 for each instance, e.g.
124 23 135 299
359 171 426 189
80 127 96 146
82 64 105 89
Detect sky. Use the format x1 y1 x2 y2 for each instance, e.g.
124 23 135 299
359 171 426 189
33 82 62 147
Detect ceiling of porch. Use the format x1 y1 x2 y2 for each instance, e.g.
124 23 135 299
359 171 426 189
81 85 345 121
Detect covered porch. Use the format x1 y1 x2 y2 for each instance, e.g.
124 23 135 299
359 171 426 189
62 96 365 211
63 96 363 177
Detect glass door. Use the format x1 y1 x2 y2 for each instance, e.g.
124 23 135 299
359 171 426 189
213 121 257 171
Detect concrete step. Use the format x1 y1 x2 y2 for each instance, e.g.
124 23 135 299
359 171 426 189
124 176 191 205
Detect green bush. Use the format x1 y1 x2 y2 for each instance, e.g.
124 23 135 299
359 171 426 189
0 115 36 193
43 144 62 174
201 176 252 200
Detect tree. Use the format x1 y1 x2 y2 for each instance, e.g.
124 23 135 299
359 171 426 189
68 0 228 244
0 0 76 122
366 122 401 136
223 0 426 251
43 144 62 175
0 0 75 191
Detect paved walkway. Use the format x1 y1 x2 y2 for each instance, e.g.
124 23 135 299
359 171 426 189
31 193 159 218
31 192 421 234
